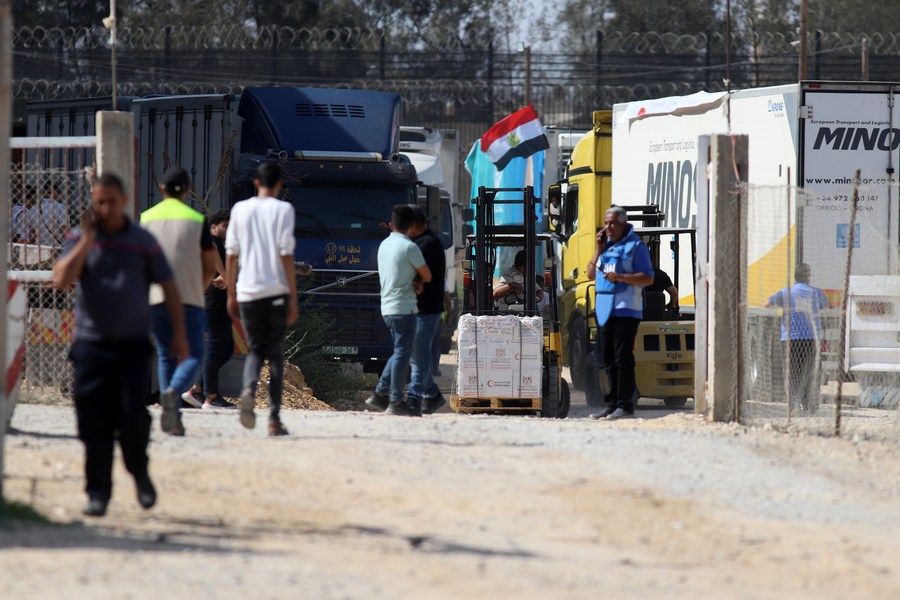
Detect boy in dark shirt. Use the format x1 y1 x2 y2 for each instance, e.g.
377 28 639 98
184 209 236 409
53 173 188 517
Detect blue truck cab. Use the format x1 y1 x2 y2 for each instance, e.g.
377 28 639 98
233 87 434 369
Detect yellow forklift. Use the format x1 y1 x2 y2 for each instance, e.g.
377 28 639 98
454 186 570 418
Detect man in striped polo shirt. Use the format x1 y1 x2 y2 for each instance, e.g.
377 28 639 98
141 167 217 436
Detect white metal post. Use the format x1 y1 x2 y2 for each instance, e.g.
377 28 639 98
0 0 13 498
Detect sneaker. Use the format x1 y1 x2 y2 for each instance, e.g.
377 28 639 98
385 401 421 417
268 419 289 437
365 391 389 412
136 474 157 510
604 407 635 421
159 388 179 434
181 388 204 408
422 392 446 415
82 496 108 517
589 406 617 420
239 388 256 429
203 396 236 409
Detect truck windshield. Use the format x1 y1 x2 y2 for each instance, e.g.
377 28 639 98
286 181 413 239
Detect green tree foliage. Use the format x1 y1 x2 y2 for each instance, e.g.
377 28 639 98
554 0 613 53
808 1 900 35
12 0 108 28
607 0 720 34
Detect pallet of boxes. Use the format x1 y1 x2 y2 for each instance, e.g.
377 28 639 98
452 314 544 413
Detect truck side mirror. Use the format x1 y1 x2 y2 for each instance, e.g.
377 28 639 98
461 207 474 222
547 183 565 238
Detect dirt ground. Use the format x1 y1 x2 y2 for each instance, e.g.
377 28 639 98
2 358 899 600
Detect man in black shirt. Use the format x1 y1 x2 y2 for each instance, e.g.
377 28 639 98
647 267 679 311
408 205 447 414
184 210 236 408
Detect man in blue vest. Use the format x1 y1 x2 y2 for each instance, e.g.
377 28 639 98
587 206 654 420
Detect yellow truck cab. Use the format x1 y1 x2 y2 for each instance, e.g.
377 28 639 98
553 110 613 389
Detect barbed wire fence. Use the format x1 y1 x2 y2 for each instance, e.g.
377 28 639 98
12 26 900 118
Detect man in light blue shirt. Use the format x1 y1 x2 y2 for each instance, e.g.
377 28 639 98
367 205 431 416
766 263 828 413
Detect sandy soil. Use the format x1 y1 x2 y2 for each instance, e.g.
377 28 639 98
2 362 899 600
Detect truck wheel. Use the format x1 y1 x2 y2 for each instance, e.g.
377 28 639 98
568 315 587 390
663 397 688 408
558 379 571 418
541 360 562 418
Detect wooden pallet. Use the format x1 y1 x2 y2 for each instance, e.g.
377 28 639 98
450 395 542 413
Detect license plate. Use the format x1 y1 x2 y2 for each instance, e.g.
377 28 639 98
322 346 359 355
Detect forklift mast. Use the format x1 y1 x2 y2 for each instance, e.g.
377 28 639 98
473 186 539 314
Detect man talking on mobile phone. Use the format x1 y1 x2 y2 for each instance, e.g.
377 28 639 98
54 173 188 517
587 206 654 420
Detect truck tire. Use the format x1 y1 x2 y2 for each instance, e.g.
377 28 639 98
558 379 571 418
541 357 562 418
568 314 587 390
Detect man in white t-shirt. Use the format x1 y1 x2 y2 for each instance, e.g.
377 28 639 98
225 162 302 437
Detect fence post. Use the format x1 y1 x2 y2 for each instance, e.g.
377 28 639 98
705 134 749 422
814 30 822 80
705 32 711 88
270 27 278 85
164 25 171 83
379 32 386 80
97 111 135 215
595 30 603 108
0 0 12 498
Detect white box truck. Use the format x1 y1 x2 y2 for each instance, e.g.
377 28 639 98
612 81 900 406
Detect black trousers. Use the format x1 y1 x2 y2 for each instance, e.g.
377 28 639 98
239 295 288 421
599 316 641 412
784 339 818 411
70 338 153 501
203 310 234 396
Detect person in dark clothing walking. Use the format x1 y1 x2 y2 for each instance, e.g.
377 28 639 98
184 209 236 409
407 206 446 413
53 173 188 517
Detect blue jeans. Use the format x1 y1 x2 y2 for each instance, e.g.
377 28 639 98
375 314 417 405
151 304 206 396
431 314 442 376
409 313 442 401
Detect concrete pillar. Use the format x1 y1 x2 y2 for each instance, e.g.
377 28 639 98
705 134 749 422
0 0 13 498
96 111 135 216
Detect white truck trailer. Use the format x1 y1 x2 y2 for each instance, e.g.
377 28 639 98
612 81 900 406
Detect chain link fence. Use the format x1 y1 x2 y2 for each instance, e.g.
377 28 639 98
740 184 899 440
8 151 94 403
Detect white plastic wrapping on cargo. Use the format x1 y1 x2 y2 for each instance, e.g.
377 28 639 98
456 314 543 398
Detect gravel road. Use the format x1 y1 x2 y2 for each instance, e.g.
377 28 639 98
2 372 899 599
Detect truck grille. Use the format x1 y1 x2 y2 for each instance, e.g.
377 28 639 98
300 270 380 296
319 304 387 346
295 103 365 118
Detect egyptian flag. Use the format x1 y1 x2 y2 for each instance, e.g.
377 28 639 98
480 106 549 171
